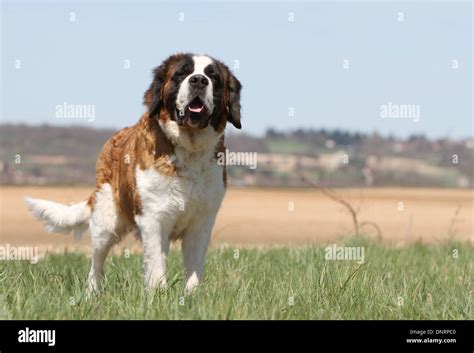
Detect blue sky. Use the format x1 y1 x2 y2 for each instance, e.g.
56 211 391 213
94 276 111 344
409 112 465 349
1 0 472 138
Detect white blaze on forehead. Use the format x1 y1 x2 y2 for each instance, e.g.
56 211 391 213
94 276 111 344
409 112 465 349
192 55 213 75
176 55 215 114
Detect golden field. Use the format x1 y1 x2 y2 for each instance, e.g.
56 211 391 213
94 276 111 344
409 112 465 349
0 186 472 253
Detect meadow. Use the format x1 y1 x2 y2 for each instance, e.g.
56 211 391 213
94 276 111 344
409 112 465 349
1 186 472 319
0 238 472 320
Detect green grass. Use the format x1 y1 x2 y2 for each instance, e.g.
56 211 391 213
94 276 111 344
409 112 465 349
0 239 472 319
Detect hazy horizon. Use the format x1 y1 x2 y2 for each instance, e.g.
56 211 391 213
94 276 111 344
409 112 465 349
2 120 472 142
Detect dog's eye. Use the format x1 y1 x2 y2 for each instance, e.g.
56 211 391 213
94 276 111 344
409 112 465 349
208 71 220 81
204 66 221 83
175 64 192 78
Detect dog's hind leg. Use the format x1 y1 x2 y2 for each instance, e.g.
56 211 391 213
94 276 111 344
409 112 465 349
85 183 120 296
86 229 116 295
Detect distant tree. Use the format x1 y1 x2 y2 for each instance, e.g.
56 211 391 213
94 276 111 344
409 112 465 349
266 128 282 139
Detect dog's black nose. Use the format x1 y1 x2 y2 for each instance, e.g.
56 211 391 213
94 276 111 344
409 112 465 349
189 74 209 88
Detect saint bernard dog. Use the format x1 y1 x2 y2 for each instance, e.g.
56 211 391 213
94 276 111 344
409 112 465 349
26 53 242 293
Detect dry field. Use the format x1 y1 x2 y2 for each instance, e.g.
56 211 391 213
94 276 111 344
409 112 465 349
0 186 472 253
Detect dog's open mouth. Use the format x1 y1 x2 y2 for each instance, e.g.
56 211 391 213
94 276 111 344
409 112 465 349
176 97 209 128
187 97 205 114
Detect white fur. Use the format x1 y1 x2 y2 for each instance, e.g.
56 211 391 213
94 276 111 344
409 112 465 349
136 120 225 291
24 197 90 240
86 183 125 294
89 183 124 237
159 119 224 153
176 55 214 115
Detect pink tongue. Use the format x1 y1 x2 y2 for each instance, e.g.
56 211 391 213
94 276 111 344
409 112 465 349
188 105 204 113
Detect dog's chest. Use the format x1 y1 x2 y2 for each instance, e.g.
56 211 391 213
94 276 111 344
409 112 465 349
135 148 225 237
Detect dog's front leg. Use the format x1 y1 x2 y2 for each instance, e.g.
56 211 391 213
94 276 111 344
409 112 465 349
181 215 217 293
137 213 173 290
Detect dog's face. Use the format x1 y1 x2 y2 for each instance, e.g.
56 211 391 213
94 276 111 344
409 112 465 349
144 53 242 131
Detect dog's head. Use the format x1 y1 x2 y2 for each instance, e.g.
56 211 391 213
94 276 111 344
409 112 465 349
144 53 242 132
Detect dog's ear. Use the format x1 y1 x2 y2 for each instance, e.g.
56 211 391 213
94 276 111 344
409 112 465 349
143 64 167 118
225 69 242 129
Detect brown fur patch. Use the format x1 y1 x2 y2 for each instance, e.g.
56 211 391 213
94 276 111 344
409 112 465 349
89 113 176 226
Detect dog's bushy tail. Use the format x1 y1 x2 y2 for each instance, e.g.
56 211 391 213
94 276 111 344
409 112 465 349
25 197 91 240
